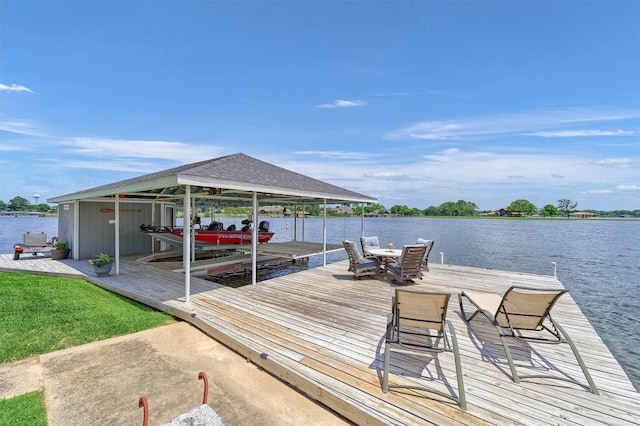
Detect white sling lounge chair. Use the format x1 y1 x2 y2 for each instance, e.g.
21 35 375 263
459 286 599 394
383 289 466 410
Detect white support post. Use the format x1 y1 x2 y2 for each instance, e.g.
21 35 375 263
73 201 80 260
191 198 196 262
184 185 191 304
322 198 327 266
115 195 120 275
440 252 444 264
552 262 557 277
252 192 258 285
151 202 156 255
293 204 297 241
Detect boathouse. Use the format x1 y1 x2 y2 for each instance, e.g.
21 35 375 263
48 153 375 291
48 153 374 260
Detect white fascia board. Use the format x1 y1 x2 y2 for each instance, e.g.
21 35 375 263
48 176 180 203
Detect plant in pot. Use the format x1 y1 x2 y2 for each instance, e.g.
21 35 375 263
89 253 113 276
51 240 71 260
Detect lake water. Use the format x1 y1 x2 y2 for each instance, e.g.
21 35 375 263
2 215 638 391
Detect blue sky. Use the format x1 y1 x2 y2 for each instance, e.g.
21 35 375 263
1 1 638 211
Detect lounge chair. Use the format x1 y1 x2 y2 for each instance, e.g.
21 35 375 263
416 238 435 272
459 286 599 394
385 244 427 283
383 289 466 410
360 236 381 258
343 240 379 279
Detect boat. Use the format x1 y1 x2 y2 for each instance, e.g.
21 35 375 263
140 220 274 247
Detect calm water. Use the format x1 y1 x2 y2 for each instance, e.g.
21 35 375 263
2 215 639 391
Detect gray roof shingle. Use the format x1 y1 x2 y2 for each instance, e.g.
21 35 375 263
49 153 375 204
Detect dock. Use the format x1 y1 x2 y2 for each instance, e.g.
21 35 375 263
1 252 638 425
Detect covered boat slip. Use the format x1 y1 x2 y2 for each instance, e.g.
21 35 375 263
4 254 638 425
137 241 344 277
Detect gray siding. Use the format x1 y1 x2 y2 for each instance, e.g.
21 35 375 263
57 202 75 256
77 201 156 259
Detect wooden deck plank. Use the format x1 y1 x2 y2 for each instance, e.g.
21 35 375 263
1 253 639 425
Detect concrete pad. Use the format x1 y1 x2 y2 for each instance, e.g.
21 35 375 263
0 356 43 400
162 404 226 426
40 322 349 425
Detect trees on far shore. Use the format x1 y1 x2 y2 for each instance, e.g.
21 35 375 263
0 196 55 213
557 199 578 218
507 199 537 216
424 200 478 216
2 194 638 218
540 204 559 217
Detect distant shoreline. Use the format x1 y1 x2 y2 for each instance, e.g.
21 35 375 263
2 212 638 221
0 212 58 217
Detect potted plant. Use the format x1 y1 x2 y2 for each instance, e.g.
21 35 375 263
89 253 113 276
51 240 71 260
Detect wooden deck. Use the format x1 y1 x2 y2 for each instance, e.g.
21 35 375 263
1 253 639 425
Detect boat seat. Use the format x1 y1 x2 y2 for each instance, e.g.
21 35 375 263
207 222 224 231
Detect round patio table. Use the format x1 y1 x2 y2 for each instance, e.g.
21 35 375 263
368 248 402 259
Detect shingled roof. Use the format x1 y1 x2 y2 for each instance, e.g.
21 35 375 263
49 153 376 205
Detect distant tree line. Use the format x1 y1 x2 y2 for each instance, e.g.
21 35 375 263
367 198 639 218
0 196 56 213
3 194 638 218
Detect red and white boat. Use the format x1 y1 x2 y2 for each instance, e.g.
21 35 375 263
141 221 274 247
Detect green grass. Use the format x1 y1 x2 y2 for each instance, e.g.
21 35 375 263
0 272 172 363
0 391 47 426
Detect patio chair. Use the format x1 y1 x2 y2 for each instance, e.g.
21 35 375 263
416 238 435 272
385 244 427 283
343 240 379 279
459 286 599 394
383 289 466 410
360 236 381 258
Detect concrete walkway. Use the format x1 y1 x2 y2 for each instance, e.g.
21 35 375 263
0 322 349 425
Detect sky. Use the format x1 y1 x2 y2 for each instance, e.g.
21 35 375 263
1 1 639 211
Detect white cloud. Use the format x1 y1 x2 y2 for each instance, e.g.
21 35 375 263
0 83 33 93
0 120 44 136
586 189 615 194
316 99 368 109
590 158 634 168
67 138 217 164
0 145 29 152
388 107 640 141
51 159 166 174
583 184 640 195
530 130 633 137
295 150 375 160
616 184 640 192
363 171 407 179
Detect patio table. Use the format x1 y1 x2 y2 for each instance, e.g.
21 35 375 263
368 248 402 259
368 248 403 274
